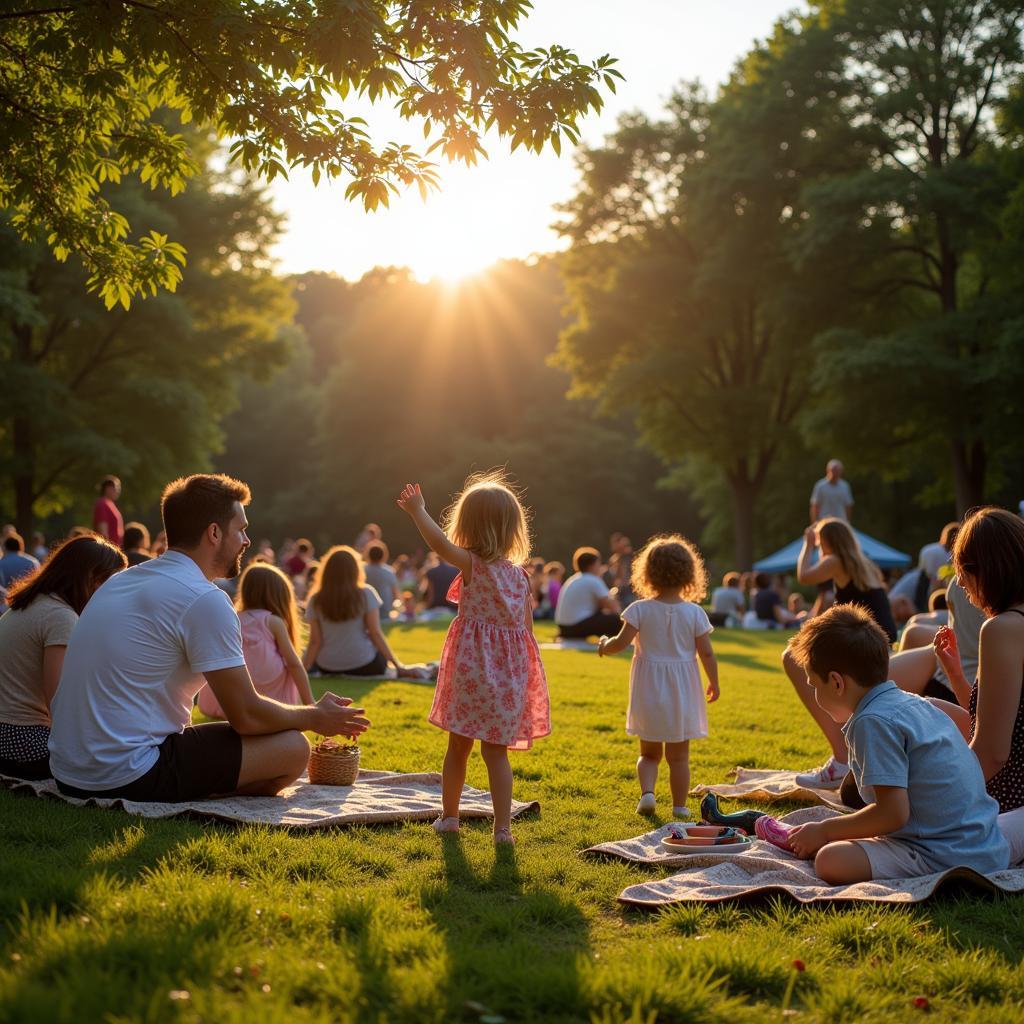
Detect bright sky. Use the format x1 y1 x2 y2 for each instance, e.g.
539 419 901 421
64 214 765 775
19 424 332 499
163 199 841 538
270 1 807 281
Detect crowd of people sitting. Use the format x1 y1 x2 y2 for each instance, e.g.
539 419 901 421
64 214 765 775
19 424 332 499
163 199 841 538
0 462 1022 875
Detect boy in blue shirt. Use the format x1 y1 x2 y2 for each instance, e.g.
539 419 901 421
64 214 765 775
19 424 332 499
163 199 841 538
785 605 1009 884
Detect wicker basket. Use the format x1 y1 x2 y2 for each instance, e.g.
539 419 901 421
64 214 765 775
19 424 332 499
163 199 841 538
308 739 360 786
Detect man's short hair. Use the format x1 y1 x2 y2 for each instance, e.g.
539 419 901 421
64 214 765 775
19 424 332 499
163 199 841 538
723 571 741 587
786 604 889 688
161 474 251 549
366 541 388 563
99 475 120 494
939 521 959 548
123 522 150 551
3 532 24 553
296 538 313 555
573 546 600 574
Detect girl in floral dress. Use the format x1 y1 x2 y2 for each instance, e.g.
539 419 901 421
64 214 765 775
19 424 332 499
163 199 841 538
397 473 550 844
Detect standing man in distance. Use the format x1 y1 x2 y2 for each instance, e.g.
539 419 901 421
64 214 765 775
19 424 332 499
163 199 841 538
810 459 854 524
808 459 853 615
93 475 125 548
49 473 369 802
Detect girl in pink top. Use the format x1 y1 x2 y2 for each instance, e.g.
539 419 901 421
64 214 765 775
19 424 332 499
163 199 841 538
198 563 313 718
397 472 550 844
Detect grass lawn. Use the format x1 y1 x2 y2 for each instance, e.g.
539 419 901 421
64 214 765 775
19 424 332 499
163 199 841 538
2 622 1022 1023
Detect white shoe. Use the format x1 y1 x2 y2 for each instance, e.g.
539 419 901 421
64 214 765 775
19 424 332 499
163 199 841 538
432 816 460 833
795 758 849 790
672 806 691 819
636 792 657 815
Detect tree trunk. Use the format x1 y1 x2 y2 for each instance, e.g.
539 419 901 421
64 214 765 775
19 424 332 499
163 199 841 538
950 438 986 516
11 321 35 537
729 475 758 571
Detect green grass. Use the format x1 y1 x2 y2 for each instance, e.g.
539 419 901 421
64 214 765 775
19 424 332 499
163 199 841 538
1 624 1022 1023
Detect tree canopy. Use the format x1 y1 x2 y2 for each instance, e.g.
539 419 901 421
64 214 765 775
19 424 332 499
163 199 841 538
0 0 621 308
0 128 294 535
557 1 1024 566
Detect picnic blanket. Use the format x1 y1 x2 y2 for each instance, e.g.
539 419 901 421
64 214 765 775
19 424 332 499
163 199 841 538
690 766 848 812
584 808 1024 906
0 770 539 829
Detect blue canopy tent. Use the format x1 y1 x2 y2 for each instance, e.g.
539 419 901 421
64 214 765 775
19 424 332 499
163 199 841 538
753 529 911 574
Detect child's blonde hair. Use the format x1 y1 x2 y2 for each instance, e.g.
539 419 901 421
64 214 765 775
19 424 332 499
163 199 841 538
631 534 708 602
308 545 366 622
235 562 301 647
442 470 531 565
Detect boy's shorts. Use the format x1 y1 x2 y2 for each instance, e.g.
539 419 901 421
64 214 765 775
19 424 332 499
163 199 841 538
853 837 937 880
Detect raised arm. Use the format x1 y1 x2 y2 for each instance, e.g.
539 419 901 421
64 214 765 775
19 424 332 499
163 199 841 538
396 483 472 578
797 527 836 585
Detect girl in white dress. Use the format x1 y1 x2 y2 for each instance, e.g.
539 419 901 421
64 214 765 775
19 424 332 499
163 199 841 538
598 534 720 818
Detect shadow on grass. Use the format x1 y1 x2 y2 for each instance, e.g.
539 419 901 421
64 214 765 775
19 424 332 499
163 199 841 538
419 833 592 1020
0 789 200 921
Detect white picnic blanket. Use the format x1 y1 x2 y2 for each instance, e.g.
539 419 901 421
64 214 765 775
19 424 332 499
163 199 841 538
691 766 848 811
0 770 539 829
585 807 1024 906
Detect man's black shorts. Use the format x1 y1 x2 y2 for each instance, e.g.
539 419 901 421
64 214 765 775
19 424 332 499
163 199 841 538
56 723 243 803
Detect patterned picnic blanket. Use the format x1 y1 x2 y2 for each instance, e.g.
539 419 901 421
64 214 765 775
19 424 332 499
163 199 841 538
0 769 539 829
690 767 848 812
585 807 1024 906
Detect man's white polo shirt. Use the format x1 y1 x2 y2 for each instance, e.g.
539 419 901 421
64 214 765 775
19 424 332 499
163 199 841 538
49 550 245 790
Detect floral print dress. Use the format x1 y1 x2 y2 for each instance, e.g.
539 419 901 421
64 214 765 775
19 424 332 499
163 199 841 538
429 553 550 749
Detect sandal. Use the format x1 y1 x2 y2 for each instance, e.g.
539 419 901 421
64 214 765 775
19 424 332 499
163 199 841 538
432 816 460 834
493 827 515 845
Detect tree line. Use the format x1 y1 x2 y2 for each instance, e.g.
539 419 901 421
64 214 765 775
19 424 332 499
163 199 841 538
2 1 1022 570
556 0 1024 567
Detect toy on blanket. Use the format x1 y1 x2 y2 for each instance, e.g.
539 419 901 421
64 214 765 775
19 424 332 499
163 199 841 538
699 793 764 835
307 737 360 786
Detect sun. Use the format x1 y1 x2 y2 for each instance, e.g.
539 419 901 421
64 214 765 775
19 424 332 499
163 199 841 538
408 234 495 284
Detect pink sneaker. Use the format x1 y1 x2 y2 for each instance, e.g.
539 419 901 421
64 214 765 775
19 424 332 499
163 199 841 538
754 815 794 852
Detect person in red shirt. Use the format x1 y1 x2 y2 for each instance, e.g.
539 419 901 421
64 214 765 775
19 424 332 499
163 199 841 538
284 538 313 578
92 475 124 548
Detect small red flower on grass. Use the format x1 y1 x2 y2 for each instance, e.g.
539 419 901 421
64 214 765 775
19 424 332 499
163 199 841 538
913 996 930 1011
792 959 805 972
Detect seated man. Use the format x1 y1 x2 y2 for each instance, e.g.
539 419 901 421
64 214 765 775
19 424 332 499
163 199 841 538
709 571 745 627
48 473 369 802
784 605 1008 884
554 547 621 639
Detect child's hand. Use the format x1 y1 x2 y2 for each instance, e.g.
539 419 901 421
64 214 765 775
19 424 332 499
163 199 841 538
787 821 828 860
396 483 426 515
706 680 720 703
597 636 608 657
803 526 818 546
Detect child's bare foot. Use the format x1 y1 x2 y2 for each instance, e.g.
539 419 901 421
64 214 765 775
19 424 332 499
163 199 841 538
432 816 460 833
493 827 515 845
